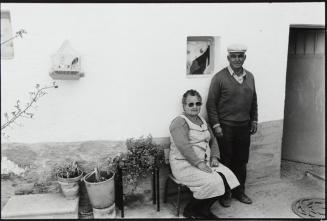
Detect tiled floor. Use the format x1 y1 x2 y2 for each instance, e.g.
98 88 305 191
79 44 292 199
80 160 325 219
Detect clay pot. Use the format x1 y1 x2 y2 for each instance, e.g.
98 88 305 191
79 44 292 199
83 171 115 210
57 171 83 199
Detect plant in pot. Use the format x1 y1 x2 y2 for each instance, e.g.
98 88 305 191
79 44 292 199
121 135 164 204
83 155 120 218
54 160 83 199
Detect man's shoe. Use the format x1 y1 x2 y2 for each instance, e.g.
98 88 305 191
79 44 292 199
233 192 252 204
219 196 231 207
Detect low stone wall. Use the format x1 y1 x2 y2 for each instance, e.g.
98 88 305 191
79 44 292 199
1 119 283 209
1 140 127 210
247 119 283 184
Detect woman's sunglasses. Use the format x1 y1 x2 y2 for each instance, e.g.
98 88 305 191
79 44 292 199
187 102 202 107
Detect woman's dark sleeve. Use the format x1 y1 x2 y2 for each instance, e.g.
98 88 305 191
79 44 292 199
169 117 203 166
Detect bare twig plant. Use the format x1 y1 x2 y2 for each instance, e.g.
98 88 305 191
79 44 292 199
1 82 59 139
1 28 27 45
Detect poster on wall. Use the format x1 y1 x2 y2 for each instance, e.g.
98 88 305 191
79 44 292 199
1 10 14 59
186 36 215 76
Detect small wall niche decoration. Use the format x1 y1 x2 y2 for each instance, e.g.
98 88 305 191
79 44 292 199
49 40 84 80
186 36 215 76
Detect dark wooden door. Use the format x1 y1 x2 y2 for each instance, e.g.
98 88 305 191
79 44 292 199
282 27 325 165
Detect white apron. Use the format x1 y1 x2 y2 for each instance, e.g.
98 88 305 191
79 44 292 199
169 114 240 199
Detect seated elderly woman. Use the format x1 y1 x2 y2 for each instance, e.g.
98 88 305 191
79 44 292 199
169 89 240 219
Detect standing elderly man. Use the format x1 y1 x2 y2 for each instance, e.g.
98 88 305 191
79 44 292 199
206 44 258 207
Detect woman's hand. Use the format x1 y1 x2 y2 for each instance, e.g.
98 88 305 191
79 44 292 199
210 157 220 167
197 161 212 173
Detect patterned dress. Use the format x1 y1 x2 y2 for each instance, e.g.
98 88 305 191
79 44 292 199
169 114 240 199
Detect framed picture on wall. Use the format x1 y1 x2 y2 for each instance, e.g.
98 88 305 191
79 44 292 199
186 36 215 76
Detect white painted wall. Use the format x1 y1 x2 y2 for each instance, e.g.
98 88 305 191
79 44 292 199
1 3 325 143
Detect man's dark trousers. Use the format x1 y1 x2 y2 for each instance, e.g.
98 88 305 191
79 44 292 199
217 122 251 195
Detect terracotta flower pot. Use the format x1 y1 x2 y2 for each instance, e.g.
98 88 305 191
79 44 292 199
57 171 83 199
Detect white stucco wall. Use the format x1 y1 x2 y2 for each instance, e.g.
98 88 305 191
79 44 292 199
1 3 325 143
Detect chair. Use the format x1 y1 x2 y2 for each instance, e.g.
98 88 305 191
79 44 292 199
163 147 190 217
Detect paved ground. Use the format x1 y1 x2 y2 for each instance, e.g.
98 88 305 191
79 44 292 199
2 160 325 219
81 160 325 219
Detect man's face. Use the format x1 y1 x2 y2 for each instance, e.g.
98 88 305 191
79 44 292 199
227 52 246 69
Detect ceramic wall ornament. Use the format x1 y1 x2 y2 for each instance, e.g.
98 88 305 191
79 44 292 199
49 40 84 80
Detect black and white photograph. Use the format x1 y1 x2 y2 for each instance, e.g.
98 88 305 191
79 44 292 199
1 2 325 219
187 36 215 75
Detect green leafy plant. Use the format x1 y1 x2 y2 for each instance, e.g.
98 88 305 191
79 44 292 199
121 135 164 195
54 160 82 179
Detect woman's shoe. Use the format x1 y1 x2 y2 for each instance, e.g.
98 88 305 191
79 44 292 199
183 197 207 219
200 197 220 219
183 209 206 219
204 211 219 219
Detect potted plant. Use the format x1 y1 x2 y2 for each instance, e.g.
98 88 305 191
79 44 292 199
83 155 120 218
121 135 164 202
54 160 83 199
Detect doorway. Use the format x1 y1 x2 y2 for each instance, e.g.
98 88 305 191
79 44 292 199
282 27 325 165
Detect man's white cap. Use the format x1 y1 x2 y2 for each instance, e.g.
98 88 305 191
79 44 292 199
227 44 247 53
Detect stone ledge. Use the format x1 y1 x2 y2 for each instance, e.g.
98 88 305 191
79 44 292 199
1 193 79 219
